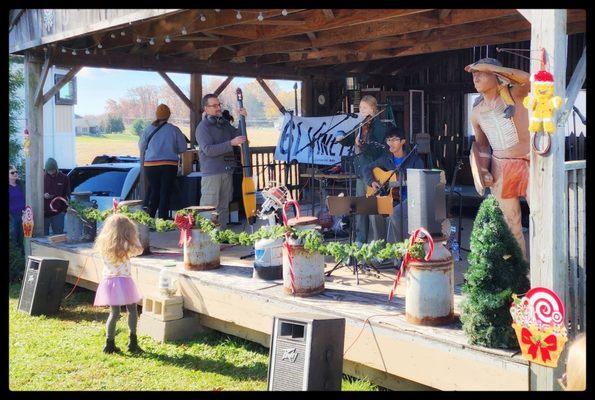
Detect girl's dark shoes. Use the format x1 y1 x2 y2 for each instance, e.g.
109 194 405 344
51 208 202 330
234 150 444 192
103 338 121 354
128 334 143 354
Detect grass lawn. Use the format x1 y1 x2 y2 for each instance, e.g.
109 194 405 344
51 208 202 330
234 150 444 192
75 127 280 166
8 283 380 391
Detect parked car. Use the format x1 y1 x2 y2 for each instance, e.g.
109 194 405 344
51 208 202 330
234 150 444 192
91 154 140 164
67 163 141 211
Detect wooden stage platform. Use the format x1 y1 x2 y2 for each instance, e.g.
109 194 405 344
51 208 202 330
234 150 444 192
31 227 530 391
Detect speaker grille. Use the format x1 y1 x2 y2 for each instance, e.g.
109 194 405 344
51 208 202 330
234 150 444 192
270 339 307 390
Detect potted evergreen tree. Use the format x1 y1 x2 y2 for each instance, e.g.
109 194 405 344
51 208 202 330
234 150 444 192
460 195 530 348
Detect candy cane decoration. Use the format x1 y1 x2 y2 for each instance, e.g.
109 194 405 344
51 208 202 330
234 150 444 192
388 227 434 301
282 200 301 294
49 196 69 213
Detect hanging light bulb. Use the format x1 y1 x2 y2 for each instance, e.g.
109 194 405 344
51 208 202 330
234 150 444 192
43 47 48 52
61 47 66 53
281 9 288 16
110 33 116 39
136 36 142 43
214 9 221 12
149 38 155 45
97 43 103 49
164 35 171 43
120 31 126 36
72 50 77 55
85 49 90 55
181 26 187 35
236 10 242 20
200 14 206 22
257 12 264 21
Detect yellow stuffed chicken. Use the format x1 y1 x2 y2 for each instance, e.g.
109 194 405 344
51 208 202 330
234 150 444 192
523 70 563 134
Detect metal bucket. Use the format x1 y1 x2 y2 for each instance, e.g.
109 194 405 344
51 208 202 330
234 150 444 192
282 239 325 296
183 228 220 271
183 205 219 224
405 239 454 326
253 237 283 280
119 200 150 255
66 191 96 243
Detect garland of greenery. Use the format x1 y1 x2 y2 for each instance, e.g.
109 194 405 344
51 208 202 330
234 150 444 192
72 204 426 265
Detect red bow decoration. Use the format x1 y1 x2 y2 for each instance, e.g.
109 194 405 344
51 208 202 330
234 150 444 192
112 198 119 212
521 327 557 363
175 213 194 247
388 227 434 301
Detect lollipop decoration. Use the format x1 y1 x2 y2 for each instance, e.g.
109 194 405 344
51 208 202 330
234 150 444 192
510 287 568 367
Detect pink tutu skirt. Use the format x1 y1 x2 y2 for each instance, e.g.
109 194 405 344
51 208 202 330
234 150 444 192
94 276 142 306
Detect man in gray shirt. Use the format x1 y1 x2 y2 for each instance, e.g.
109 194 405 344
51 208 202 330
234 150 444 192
195 94 247 228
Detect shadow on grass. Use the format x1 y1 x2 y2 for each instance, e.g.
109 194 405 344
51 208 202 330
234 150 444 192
123 331 269 381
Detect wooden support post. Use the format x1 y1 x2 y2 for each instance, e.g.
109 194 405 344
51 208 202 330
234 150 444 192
33 51 52 106
256 77 287 114
41 65 81 105
189 73 202 146
158 71 195 112
213 76 234 96
557 46 586 127
24 52 45 238
525 9 568 391
301 77 313 117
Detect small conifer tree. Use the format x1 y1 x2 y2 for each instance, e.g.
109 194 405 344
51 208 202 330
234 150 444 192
460 195 530 348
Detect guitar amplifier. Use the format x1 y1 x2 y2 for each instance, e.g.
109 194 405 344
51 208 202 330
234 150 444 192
407 169 447 237
18 256 69 316
267 313 345 391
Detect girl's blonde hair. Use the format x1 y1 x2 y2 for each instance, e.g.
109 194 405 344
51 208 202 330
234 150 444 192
360 95 378 110
94 213 143 265
565 334 586 391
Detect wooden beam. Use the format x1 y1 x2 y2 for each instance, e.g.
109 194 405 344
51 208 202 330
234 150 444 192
557 46 586 126
189 73 202 145
33 50 53 106
24 52 45 238
158 71 195 112
213 76 234 96
527 9 568 391
322 9 335 20
41 65 81 105
256 78 287 114
306 32 320 51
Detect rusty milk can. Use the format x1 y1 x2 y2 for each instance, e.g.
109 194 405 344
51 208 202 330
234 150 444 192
182 206 220 271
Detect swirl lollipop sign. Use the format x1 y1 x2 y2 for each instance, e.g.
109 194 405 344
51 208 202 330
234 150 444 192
510 287 568 368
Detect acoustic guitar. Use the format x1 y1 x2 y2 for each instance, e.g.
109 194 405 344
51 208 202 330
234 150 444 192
365 167 403 199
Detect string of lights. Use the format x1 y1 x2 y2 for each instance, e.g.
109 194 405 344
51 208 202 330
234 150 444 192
50 9 290 55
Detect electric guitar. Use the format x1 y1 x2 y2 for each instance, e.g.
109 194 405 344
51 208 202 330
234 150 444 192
236 88 257 225
365 167 403 199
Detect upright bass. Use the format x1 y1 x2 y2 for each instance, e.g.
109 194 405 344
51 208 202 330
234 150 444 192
236 88 257 225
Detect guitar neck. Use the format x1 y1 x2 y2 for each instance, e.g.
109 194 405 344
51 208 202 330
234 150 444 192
236 95 252 178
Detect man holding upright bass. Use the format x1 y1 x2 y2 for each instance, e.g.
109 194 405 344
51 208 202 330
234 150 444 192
195 93 248 228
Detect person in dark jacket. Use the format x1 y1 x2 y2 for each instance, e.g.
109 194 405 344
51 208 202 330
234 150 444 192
9 165 25 249
363 128 424 242
139 104 188 219
43 157 70 235
336 95 387 244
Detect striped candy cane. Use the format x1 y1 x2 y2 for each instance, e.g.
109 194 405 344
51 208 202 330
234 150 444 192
49 196 69 212
282 200 301 294
388 227 434 301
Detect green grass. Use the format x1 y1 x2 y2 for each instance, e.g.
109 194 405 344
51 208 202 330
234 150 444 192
76 133 140 143
9 283 380 391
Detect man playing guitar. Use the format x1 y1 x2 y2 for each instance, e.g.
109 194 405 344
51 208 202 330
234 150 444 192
363 128 424 242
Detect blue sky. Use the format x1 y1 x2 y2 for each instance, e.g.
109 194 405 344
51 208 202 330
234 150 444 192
74 67 299 116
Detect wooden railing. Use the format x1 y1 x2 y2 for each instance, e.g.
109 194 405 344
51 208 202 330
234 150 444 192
249 146 301 201
564 160 586 339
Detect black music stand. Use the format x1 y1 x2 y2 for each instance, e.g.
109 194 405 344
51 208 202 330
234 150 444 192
325 195 389 284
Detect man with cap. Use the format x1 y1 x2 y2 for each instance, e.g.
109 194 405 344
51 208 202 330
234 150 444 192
465 57 531 259
139 104 188 219
43 157 70 235
195 94 248 228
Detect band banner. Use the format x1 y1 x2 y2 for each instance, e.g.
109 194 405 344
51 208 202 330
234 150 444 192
274 113 364 166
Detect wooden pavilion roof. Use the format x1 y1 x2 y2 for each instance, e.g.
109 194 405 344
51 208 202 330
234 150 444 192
10 9 586 79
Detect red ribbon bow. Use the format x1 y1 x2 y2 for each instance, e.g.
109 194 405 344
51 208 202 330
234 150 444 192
521 327 557 363
388 227 434 301
112 198 119 212
175 213 194 247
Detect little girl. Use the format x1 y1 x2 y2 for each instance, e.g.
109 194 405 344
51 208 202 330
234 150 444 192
93 213 144 354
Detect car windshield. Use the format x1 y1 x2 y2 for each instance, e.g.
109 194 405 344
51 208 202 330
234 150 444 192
69 168 129 197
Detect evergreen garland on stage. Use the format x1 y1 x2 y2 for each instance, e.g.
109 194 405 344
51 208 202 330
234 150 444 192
460 195 530 349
